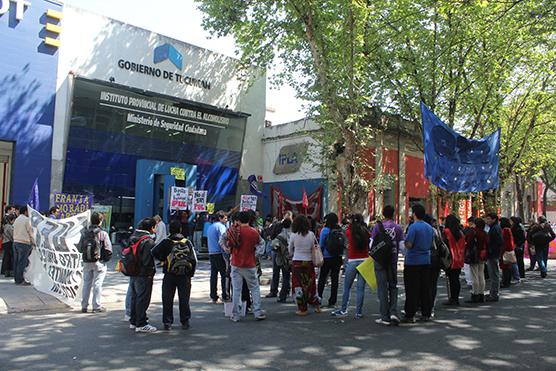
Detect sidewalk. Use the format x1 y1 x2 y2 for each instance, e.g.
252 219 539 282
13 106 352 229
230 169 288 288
0 257 275 315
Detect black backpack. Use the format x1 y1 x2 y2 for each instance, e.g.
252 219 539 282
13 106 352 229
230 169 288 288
369 221 393 266
326 228 346 256
167 239 194 275
80 226 102 263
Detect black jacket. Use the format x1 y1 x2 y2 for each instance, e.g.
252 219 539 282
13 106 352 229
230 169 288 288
487 223 503 259
129 230 156 277
151 233 197 277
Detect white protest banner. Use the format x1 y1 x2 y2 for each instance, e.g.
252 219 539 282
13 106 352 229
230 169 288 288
25 207 90 305
240 195 258 212
192 191 207 212
170 186 189 210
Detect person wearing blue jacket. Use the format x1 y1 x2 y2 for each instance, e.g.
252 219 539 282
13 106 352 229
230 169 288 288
317 213 344 307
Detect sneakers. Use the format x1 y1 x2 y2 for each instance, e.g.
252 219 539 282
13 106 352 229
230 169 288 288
331 309 348 318
135 324 157 333
81 308 88 313
163 324 171 331
354 313 363 319
181 321 190 330
254 311 267 321
129 324 136 329
375 318 391 326
123 314 130 322
390 315 401 326
400 317 416 324
230 316 240 322
485 295 499 302
92 307 106 313
295 310 309 316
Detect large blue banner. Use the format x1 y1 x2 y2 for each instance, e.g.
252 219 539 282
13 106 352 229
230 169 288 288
421 102 500 192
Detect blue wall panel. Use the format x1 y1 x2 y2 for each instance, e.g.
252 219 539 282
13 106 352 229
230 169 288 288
0 0 61 209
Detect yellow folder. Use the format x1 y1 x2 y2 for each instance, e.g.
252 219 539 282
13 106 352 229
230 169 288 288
356 257 377 291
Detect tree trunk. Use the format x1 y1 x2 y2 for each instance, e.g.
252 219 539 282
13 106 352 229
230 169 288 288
543 184 548 216
515 176 525 220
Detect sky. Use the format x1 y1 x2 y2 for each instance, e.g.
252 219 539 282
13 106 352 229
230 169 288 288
63 0 307 125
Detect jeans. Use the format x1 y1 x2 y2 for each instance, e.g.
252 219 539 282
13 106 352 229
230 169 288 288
162 273 192 326
340 260 366 315
486 258 500 299
430 265 441 312
193 231 203 253
403 265 432 318
374 261 398 321
129 276 154 327
81 262 108 310
231 266 262 319
13 242 32 284
317 256 342 306
514 245 525 278
446 268 462 302
269 253 291 300
463 264 472 285
125 280 132 316
536 246 548 274
265 240 272 256
469 262 485 295
210 254 229 301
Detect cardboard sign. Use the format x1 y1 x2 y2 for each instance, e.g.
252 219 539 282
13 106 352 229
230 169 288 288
206 203 215 214
170 167 185 181
240 195 258 212
193 191 207 212
170 187 189 210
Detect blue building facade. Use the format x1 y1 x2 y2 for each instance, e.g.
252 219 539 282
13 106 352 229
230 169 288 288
0 0 62 209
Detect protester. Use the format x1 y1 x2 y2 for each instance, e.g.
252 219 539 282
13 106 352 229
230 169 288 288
262 216 273 259
317 212 344 308
78 212 112 313
229 211 266 322
151 220 197 330
270 218 292 303
526 220 537 271
462 217 476 288
180 210 192 239
527 216 554 278
12 205 35 285
207 211 229 303
442 214 465 306
48 206 61 219
485 212 503 302
464 218 488 303
153 215 167 245
128 218 157 333
370 206 404 325
423 215 441 315
510 216 526 281
266 211 293 299
402 204 433 323
1 213 15 277
289 214 321 316
499 217 516 288
193 212 206 252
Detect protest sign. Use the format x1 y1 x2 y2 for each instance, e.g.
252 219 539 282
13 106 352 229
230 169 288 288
170 167 185 181
206 203 215 214
193 191 207 212
170 187 189 210
91 204 112 232
52 193 92 218
240 195 258 212
25 207 90 305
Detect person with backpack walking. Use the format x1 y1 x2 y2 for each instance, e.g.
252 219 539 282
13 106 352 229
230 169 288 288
528 216 555 278
207 211 229 303
266 211 293 299
401 204 434 323
317 213 345 308
464 218 488 303
127 218 157 333
289 214 321 316
510 216 526 281
442 214 466 306
331 213 371 320
270 218 292 303
485 212 503 302
151 220 197 330
370 206 404 325
78 212 112 313
229 211 266 322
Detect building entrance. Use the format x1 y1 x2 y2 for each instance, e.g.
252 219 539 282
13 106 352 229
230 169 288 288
0 141 14 213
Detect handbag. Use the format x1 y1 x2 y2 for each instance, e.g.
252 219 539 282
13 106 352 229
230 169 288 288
435 228 452 270
502 250 517 264
369 221 393 266
312 237 324 267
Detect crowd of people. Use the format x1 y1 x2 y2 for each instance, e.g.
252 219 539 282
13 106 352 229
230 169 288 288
1 202 554 334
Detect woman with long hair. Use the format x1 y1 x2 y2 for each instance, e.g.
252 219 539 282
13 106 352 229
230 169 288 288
500 217 515 288
288 215 321 315
317 213 343 307
331 214 369 319
442 214 465 305
510 216 526 281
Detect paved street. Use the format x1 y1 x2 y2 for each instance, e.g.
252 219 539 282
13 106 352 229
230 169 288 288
0 260 555 370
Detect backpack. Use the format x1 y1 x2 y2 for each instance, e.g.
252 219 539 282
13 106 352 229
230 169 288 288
80 226 102 263
117 235 149 276
167 239 194 275
433 229 452 270
464 233 479 264
531 224 554 246
325 228 346 256
369 222 393 266
272 235 290 267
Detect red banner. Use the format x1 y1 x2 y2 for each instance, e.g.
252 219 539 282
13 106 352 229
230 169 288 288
271 186 323 220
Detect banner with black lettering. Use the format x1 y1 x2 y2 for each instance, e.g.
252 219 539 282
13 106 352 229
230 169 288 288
25 207 90 305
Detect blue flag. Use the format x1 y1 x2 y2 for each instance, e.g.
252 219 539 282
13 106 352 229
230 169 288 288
421 102 500 193
28 178 40 211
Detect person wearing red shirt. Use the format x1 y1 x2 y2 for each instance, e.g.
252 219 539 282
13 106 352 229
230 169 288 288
442 215 466 306
229 211 266 322
464 218 489 303
500 218 515 288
